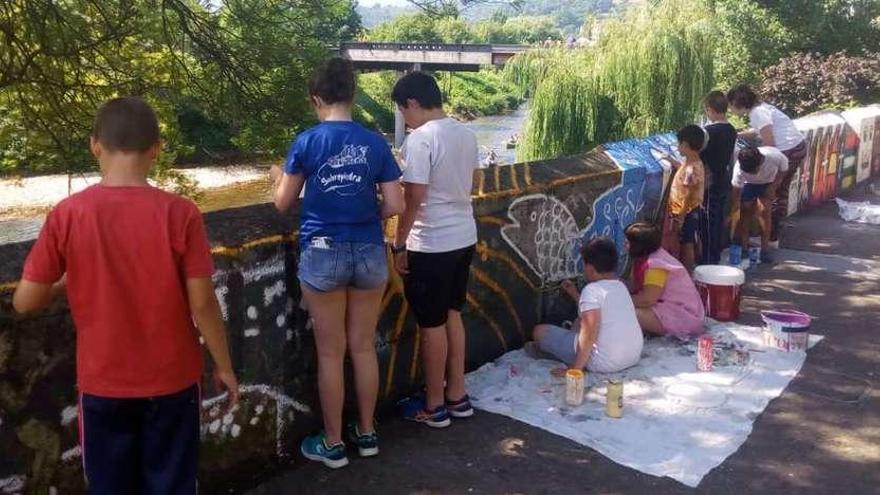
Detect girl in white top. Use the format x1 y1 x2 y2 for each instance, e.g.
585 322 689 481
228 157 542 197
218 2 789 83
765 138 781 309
727 85 807 249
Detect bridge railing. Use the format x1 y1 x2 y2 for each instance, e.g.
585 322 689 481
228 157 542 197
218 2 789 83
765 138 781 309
340 41 494 53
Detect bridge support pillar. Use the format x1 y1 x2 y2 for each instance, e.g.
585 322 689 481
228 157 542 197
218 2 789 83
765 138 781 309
393 63 421 149
394 90 406 149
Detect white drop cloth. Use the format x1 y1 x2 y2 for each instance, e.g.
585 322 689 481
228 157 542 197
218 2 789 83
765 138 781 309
465 322 822 487
836 198 880 225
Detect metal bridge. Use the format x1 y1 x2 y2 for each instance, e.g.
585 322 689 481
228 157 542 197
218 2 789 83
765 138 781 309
339 42 528 72
338 42 529 146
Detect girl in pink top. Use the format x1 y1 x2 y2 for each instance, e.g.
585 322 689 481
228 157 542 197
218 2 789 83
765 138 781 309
625 222 705 338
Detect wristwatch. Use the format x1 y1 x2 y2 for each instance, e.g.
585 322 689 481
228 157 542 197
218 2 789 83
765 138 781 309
390 243 407 254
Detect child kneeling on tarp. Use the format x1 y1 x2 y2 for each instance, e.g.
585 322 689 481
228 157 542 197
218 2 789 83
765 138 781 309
527 238 644 373
625 222 706 338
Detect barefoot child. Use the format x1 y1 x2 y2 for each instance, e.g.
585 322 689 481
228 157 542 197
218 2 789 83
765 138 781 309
528 238 643 374
667 125 707 272
13 97 239 494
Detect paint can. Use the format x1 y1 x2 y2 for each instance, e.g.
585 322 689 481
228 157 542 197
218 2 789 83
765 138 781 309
697 335 714 371
565 369 585 406
761 310 811 351
606 380 623 418
693 265 746 322
749 246 761 265
732 349 750 366
728 245 743 266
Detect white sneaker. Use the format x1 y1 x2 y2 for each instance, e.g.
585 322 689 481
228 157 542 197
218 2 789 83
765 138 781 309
768 241 780 250
738 259 751 271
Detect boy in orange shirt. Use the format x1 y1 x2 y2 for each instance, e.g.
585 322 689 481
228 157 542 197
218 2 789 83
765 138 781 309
13 97 238 495
667 125 707 272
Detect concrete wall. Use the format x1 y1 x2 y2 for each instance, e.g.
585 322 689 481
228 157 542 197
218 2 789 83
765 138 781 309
1 107 878 494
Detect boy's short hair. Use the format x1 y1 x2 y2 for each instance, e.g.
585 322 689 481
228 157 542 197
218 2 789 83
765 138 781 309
738 146 764 174
624 222 662 258
677 124 705 152
309 57 355 105
727 85 760 110
581 237 618 273
704 90 728 114
92 97 160 153
391 71 443 109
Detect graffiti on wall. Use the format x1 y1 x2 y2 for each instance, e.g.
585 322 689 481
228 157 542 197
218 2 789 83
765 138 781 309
2 106 879 493
789 107 880 216
501 194 588 283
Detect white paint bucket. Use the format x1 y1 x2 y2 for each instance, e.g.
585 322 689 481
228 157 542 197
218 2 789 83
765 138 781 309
761 310 811 352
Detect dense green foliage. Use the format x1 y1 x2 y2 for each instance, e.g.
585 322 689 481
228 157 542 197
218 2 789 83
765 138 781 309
751 0 880 55
5 0 879 177
709 0 880 86
760 52 880 115
518 0 715 161
465 0 619 33
502 49 561 97
0 0 359 178
358 3 414 28
515 0 880 161
356 70 523 133
710 0 794 88
365 11 561 44
438 71 523 118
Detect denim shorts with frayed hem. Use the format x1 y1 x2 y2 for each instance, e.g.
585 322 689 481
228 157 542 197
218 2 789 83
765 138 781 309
298 240 388 293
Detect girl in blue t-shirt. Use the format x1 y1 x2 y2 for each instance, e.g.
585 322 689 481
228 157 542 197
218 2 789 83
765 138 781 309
270 57 403 468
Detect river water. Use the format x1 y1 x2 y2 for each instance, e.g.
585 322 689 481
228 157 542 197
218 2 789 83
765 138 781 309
0 105 529 244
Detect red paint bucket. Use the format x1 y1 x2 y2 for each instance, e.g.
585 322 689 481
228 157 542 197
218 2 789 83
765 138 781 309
693 265 746 322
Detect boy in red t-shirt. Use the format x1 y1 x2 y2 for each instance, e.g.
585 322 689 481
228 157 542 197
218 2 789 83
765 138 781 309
13 97 239 494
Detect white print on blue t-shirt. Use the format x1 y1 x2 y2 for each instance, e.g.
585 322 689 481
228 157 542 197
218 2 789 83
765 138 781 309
316 144 371 196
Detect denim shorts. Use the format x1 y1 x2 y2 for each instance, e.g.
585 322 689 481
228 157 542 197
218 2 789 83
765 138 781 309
298 240 388 292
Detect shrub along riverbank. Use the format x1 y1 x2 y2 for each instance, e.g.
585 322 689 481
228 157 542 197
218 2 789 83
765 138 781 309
355 70 524 134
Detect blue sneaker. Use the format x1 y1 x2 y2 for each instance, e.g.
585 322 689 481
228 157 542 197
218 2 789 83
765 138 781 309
400 396 451 428
446 394 474 418
346 423 379 457
300 432 349 469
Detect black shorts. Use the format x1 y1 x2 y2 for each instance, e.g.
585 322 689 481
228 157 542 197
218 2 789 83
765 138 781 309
679 208 701 244
404 245 475 328
741 183 770 202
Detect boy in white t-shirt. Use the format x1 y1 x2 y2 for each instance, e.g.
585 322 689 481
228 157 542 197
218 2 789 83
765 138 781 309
730 146 789 263
527 238 644 374
391 72 481 428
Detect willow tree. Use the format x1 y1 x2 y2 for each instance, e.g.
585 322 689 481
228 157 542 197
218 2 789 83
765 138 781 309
519 54 623 160
503 48 564 99
517 0 715 161
595 0 715 138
